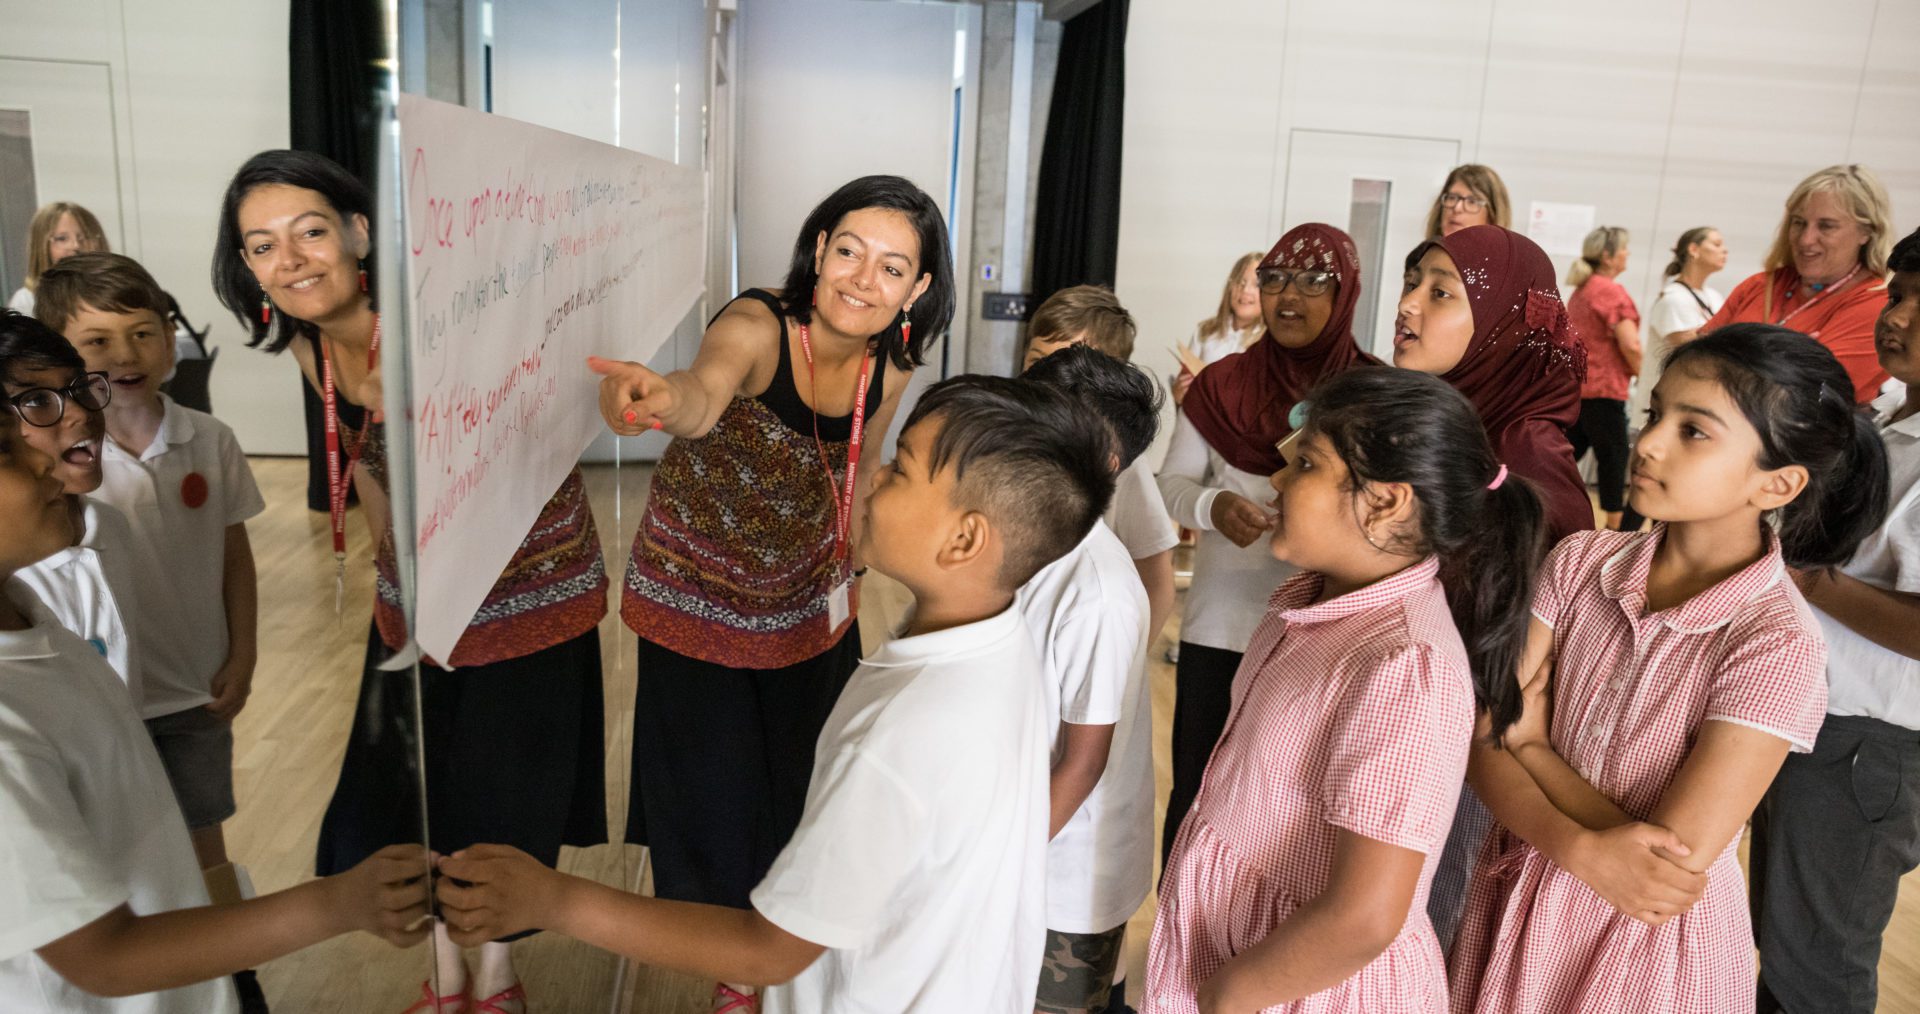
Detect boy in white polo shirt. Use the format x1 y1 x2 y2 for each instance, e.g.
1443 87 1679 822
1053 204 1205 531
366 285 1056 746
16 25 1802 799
1751 228 1920 1013
1018 344 1160 1014
0 408 429 1013
436 376 1119 1012
0 310 144 704
36 255 263 905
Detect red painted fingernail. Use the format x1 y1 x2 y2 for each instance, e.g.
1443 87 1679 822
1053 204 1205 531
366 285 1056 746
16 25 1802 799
624 410 638 424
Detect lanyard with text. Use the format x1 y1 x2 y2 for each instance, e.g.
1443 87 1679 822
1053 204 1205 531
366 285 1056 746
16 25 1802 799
321 315 382 616
796 320 873 632
1772 264 1861 329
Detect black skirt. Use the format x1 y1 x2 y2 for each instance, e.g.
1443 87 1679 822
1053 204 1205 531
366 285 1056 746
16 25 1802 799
316 621 608 877
627 623 861 909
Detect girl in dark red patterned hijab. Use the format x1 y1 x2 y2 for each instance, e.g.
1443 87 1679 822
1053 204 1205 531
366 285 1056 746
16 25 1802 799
1396 224 1593 540
1184 222 1377 476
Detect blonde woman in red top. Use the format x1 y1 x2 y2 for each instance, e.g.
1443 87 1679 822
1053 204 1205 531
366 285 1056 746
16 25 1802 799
1565 226 1641 531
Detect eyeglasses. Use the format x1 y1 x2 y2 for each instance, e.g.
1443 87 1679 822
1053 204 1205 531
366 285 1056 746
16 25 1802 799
1440 192 1489 212
6 372 112 428
1256 267 1336 296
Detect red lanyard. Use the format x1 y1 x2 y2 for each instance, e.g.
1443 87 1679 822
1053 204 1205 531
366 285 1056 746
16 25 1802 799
1774 265 1861 328
796 321 873 563
321 316 382 603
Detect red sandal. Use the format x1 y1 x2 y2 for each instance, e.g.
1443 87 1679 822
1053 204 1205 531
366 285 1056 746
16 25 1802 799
713 982 759 1013
401 979 470 1014
472 983 526 1014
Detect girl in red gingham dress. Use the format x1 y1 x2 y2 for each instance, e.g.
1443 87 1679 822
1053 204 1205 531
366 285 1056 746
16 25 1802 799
1146 367 1548 1013
1451 324 1892 1014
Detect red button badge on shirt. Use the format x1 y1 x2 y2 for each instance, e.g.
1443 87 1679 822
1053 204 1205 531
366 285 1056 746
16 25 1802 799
181 472 209 509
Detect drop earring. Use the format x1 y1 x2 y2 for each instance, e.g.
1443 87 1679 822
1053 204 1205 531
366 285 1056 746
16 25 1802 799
900 305 913 346
259 293 271 326
357 259 369 293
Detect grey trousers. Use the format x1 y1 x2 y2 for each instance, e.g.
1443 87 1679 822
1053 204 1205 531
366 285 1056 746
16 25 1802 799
1750 713 1920 1014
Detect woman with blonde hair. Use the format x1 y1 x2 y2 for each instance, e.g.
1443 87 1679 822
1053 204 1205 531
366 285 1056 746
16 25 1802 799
1685 164 1894 405
1563 225 1640 531
1173 252 1265 405
7 201 109 315
1425 164 1512 240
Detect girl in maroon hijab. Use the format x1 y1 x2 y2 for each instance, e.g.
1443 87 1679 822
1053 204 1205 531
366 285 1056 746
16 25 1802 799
1157 223 1377 861
1395 224 1593 542
1393 224 1591 950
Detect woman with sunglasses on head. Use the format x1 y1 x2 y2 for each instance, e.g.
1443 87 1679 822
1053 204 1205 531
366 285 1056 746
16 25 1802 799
1157 223 1376 863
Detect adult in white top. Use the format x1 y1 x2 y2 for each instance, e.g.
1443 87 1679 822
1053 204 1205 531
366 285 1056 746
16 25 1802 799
0 585 238 1014
1749 237 1920 1014
1624 227 1725 533
10 497 145 705
1017 521 1152 1005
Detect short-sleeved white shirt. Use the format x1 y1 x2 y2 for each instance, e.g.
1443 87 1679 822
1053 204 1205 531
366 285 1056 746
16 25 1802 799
0 584 238 1013
1104 456 1179 561
9 499 145 709
94 396 264 716
752 605 1050 1013
1017 522 1154 933
1820 409 1920 730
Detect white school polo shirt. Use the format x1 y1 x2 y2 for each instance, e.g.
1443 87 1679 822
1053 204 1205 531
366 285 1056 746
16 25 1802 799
753 604 1050 1013
94 396 264 717
1017 522 1155 933
1105 456 1179 561
10 498 145 709
1818 409 1920 730
0 585 238 1013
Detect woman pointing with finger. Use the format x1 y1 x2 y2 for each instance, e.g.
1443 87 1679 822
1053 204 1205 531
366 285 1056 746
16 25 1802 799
590 175 951 1012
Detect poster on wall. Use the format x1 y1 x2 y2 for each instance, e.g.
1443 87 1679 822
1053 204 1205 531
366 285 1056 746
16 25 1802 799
398 93 704 664
1525 200 1597 257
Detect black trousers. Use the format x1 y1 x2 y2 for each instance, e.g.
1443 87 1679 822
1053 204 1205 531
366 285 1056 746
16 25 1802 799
628 625 860 909
1162 641 1243 869
1751 714 1920 1013
1568 397 1631 513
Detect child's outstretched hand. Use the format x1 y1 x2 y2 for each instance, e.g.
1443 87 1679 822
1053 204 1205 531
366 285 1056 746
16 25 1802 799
329 843 433 947
436 844 564 947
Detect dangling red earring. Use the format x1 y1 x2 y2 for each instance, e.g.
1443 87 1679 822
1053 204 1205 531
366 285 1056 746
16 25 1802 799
259 294 271 325
900 306 913 346
357 259 369 293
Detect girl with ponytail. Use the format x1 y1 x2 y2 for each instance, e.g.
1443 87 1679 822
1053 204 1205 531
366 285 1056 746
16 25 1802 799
1146 368 1543 1012
1450 323 1890 1014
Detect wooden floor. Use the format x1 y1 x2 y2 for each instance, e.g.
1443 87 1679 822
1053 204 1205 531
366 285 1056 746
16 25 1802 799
233 458 1920 1012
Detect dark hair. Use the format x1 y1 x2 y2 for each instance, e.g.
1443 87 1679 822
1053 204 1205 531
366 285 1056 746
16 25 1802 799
35 253 171 335
0 309 85 385
1020 342 1162 469
1029 285 1138 360
212 149 374 353
777 175 954 371
1891 227 1920 275
1301 368 1547 743
901 374 1116 587
1663 323 1889 568
1663 226 1717 280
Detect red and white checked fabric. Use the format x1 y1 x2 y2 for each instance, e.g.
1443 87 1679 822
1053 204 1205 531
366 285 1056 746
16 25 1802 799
1145 557 1475 1013
1449 526 1828 1014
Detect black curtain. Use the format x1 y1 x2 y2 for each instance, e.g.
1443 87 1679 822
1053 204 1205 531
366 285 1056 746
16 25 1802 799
1029 0 1129 308
289 0 381 510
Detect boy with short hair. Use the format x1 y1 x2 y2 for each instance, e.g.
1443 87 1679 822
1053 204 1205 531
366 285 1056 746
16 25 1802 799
1751 227 1920 1013
436 376 1118 1012
1024 285 1178 644
0 310 144 704
0 407 429 1013
1018 344 1161 1014
35 254 264 904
